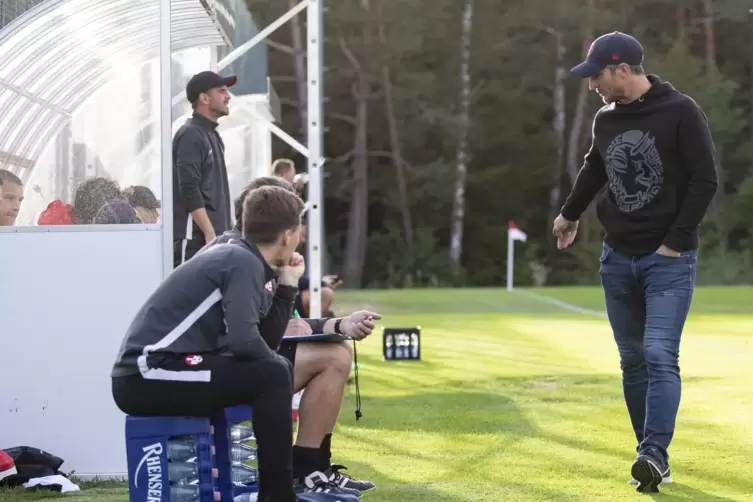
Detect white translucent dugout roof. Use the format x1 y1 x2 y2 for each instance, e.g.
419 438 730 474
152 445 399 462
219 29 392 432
0 0 228 183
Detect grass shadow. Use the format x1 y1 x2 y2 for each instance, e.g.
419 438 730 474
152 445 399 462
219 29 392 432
334 458 471 502
339 370 753 501
340 390 534 436
642 483 741 501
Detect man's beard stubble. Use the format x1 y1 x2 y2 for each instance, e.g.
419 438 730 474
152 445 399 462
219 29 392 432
212 102 229 117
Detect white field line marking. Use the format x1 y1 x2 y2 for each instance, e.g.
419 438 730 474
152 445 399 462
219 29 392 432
518 290 753 360
518 290 607 318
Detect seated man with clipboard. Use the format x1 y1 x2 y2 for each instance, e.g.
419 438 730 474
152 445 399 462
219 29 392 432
201 176 381 497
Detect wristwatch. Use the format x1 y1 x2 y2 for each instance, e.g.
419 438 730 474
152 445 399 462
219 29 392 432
334 318 343 334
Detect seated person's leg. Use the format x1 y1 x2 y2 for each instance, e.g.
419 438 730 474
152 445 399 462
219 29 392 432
298 286 335 319
280 341 375 492
294 290 307 318
112 355 296 502
293 341 352 444
278 341 350 479
321 287 335 317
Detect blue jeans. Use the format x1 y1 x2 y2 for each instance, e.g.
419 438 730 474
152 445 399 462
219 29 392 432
599 242 697 461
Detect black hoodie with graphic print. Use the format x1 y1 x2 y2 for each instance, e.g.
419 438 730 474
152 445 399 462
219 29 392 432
561 75 718 256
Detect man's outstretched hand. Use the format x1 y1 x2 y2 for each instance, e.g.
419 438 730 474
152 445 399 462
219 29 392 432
552 214 579 250
341 311 382 340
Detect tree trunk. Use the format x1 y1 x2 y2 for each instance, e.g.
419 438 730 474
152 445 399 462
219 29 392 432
545 27 566 281
449 0 474 279
565 0 594 241
701 0 727 254
566 82 588 187
342 3 371 288
701 0 716 72
289 0 307 140
676 2 687 40
376 0 414 249
344 82 369 287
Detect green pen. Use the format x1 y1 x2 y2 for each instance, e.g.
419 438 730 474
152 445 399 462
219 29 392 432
293 309 301 318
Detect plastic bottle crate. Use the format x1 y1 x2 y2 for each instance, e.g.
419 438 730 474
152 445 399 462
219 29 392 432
212 406 259 502
125 415 217 502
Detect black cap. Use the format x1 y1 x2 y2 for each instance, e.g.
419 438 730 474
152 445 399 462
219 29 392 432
186 71 238 103
571 32 644 78
123 185 161 210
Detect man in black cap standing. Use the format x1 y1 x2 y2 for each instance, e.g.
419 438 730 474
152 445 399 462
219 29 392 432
551 32 718 492
172 71 238 267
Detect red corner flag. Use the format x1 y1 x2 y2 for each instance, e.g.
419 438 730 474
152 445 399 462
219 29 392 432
508 220 527 242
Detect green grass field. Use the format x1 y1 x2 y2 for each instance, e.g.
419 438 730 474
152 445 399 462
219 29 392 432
3 287 752 501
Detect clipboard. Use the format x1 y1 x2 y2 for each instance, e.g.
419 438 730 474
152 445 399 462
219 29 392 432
281 333 353 343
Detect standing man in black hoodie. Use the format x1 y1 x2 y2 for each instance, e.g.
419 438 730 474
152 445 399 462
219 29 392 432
552 32 718 493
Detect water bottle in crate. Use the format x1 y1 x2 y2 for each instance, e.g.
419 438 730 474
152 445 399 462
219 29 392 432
232 464 258 486
231 443 257 464
230 424 258 487
233 493 258 501
230 424 255 443
212 406 259 501
167 437 198 463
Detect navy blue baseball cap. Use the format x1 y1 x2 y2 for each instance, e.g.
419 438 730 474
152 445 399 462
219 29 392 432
571 32 644 78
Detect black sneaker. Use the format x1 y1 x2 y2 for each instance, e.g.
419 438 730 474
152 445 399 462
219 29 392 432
324 464 376 492
631 447 669 493
628 465 672 486
294 470 362 498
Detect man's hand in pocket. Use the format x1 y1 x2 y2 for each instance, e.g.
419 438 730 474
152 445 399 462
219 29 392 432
656 244 681 257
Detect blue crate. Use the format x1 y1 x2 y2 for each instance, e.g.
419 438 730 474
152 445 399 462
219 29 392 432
212 406 259 502
125 415 216 502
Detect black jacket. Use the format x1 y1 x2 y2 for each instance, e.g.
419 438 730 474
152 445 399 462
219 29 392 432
111 239 286 377
172 113 232 242
202 230 325 348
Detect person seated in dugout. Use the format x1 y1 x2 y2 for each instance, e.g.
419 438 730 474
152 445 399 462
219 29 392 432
73 177 125 224
123 185 161 224
0 169 23 226
92 200 141 224
294 222 342 318
200 177 380 496
111 185 312 502
37 176 124 226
